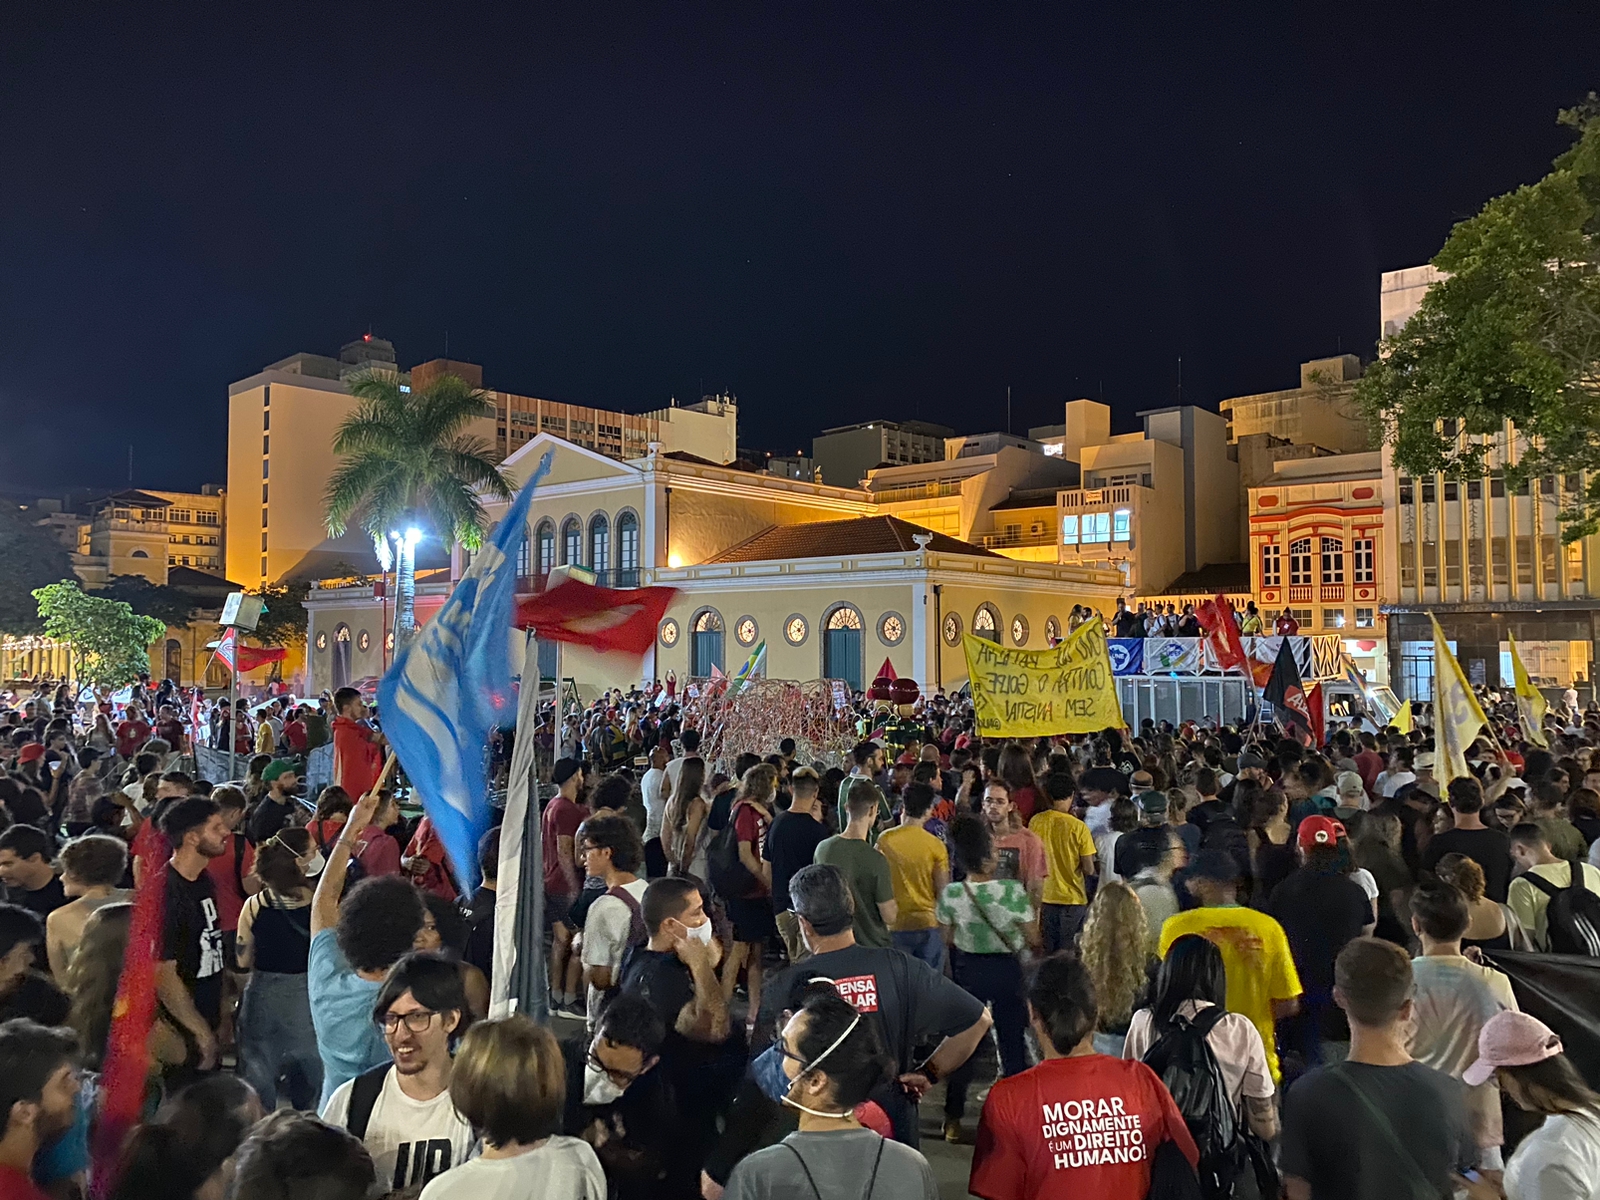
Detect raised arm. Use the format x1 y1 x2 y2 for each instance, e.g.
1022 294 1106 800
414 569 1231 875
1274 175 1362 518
312 755 394 936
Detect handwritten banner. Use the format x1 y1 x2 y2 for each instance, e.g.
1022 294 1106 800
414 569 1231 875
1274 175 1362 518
963 622 1124 737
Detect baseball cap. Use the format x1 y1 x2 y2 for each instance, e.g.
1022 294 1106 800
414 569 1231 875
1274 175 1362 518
262 760 298 782
1464 1011 1564 1087
1415 751 1436 770
1137 790 1170 815
1297 814 1347 850
1335 771 1366 799
1188 849 1241 883
552 757 584 786
16 744 44 765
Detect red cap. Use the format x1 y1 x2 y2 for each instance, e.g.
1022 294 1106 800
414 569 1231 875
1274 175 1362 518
16 744 44 765
1296 814 1347 850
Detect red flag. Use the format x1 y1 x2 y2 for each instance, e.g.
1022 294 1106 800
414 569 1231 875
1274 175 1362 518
1306 681 1326 747
513 578 678 656
214 626 237 672
92 823 169 1197
236 644 289 672
874 657 898 682
1196 594 1248 673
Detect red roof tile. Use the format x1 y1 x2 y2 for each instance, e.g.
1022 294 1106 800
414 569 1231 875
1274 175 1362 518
707 516 1003 563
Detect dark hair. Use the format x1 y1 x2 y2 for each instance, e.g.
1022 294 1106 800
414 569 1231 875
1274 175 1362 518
0 825 51 864
680 729 701 754
255 837 309 897
778 737 797 756
0 1019 76 1134
1509 822 1552 851
589 775 634 815
60 835 127 889
336 876 426 974
1447 776 1485 815
111 1075 259 1200
159 770 194 793
1028 953 1097 1055
0 905 43 963
851 741 879 768
228 1110 374 1200
1043 770 1075 803
1194 767 1219 797
789 863 855 936
314 786 353 822
947 813 994 876
420 891 468 956
1410 878 1471 942
1497 1052 1600 1117
159 797 219 844
577 813 643 874
1335 937 1413 1026
478 827 500 883
642 876 700 936
333 687 363 713
1151 935 1227 1030
211 784 247 813
596 993 666 1059
1110 797 1139 834
901 781 936 820
789 990 892 1110
845 780 885 823
372 952 469 1029
733 752 762 780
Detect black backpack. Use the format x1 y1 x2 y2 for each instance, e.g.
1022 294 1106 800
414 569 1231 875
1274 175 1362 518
1141 1006 1245 1199
1524 860 1600 956
707 801 759 900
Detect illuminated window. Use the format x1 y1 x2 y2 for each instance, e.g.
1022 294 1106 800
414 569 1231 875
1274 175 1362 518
1011 614 1029 646
1082 512 1111 544
736 616 758 646
1061 514 1079 544
1356 608 1375 627
561 518 581 566
942 613 962 645
658 619 680 647
973 604 1000 643
785 615 809 645
878 612 905 645
1261 543 1281 588
1290 538 1312 585
1112 509 1131 541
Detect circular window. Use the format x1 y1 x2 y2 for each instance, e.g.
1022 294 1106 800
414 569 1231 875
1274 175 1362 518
878 612 905 646
315 631 328 652
385 631 395 651
942 613 962 646
357 630 371 652
735 616 758 647
659 618 680 648
1045 615 1061 644
1011 614 1029 646
784 614 809 646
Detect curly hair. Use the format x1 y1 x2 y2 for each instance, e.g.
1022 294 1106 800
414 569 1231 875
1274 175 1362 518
336 876 426 974
1076 880 1150 1032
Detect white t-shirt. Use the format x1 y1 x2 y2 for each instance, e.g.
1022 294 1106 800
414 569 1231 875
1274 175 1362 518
1379 770 1417 798
321 1067 476 1195
641 767 669 842
1123 1001 1275 1113
1094 830 1124 883
581 878 648 1027
1504 1110 1600 1200
419 1136 605 1200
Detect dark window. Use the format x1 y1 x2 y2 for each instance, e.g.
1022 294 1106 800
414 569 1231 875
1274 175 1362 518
1467 480 1481 500
1443 482 1458 501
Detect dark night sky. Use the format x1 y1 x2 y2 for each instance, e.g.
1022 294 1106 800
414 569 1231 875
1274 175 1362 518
3 5 1598 493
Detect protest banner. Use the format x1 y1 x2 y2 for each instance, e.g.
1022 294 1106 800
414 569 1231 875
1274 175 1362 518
962 621 1123 736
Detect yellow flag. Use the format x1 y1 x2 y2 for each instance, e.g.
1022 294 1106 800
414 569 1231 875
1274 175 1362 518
1509 634 1549 748
1392 696 1413 735
962 621 1123 737
1431 613 1487 783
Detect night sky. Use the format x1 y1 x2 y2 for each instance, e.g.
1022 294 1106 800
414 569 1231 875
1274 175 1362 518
4 6 1598 493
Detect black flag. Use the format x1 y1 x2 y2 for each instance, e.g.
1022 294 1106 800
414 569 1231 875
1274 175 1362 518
1263 638 1312 734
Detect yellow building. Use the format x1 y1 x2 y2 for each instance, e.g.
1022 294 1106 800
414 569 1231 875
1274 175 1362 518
1219 356 1371 455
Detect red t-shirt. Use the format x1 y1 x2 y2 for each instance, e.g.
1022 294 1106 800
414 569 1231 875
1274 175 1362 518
0 1164 48 1200
1274 615 1299 636
283 719 308 754
115 718 151 757
732 801 771 897
1010 785 1040 824
332 716 383 798
970 1054 1197 1200
541 795 589 896
204 833 256 932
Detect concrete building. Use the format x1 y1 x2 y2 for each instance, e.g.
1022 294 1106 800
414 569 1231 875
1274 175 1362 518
811 419 952 488
226 337 740 588
1218 356 1371 456
1381 265 1444 341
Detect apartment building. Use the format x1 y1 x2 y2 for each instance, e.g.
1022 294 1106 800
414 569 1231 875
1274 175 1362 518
811 419 953 489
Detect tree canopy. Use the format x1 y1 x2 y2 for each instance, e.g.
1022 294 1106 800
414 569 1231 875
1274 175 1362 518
0 508 76 636
100 574 196 629
33 581 166 688
1358 97 1600 540
247 580 311 648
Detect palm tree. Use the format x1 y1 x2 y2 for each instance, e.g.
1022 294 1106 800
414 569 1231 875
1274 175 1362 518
324 370 514 649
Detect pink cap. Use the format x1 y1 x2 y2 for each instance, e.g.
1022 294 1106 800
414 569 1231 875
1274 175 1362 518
1463 1011 1563 1086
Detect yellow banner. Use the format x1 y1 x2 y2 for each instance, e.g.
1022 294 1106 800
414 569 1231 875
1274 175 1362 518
1431 613 1487 783
963 623 1123 737
1509 634 1549 749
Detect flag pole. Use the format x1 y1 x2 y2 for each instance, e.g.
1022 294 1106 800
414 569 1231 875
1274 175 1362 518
227 645 237 782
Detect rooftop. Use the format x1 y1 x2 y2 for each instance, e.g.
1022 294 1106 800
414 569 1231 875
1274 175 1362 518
708 515 1001 563
1142 562 1252 597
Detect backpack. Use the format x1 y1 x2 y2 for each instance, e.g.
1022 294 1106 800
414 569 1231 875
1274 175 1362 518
342 1063 391 1140
707 801 760 900
1524 860 1600 956
600 883 649 1007
1141 1006 1245 1199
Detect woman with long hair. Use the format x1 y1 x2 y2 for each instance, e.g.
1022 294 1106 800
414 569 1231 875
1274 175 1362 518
65 902 186 1075
1123 934 1278 1139
996 743 1040 823
1437 852 1530 952
306 785 353 848
662 756 709 878
1244 782 1296 904
1351 810 1414 946
1077 879 1152 1056
720 764 778 1022
235 831 323 1109
415 890 490 1020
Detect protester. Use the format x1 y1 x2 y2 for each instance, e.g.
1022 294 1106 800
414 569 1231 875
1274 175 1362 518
1437 852 1531 951
813 783 897 949
331 686 385 800
641 740 672 878
720 764 778 1020
765 767 830 963
44 834 129 977
545 757 591 1017
461 827 498 986
877 782 950 970
577 813 649 1028
227 1110 375 1200
245 761 302 844
415 891 490 1019
980 779 1046 900
1077 880 1151 1057
1422 776 1514 902
1507 821 1600 952
158 796 229 1071
1028 771 1098 951
663 754 710 878
0 1021 80 1200
0 827 66 919
110 1075 263 1200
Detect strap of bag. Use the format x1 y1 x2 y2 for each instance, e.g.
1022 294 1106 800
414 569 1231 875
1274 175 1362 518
784 1144 824 1200
344 1064 390 1141
961 880 1022 956
784 1137 887 1200
1327 1064 1442 1199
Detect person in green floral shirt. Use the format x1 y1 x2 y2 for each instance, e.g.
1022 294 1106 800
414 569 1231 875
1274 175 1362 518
935 814 1039 1142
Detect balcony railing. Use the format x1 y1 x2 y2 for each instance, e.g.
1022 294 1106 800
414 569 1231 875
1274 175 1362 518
1320 584 1345 602
981 529 1058 549
1059 486 1133 509
517 568 641 593
872 480 964 505
1288 585 1314 602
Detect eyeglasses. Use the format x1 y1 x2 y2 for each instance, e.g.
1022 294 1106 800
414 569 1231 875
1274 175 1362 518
587 1046 646 1088
379 1009 440 1034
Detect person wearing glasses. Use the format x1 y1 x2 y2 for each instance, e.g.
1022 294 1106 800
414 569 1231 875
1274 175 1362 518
320 953 475 1195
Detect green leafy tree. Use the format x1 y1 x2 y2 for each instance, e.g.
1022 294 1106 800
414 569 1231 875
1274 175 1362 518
0 508 76 636
324 370 513 646
100 574 196 629
247 580 311 648
33 581 166 689
1358 97 1600 540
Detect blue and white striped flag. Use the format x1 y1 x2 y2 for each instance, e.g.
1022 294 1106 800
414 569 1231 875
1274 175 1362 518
378 451 553 894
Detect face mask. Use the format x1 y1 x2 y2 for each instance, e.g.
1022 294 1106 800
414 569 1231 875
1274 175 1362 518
301 852 326 877
682 919 713 945
751 1044 791 1103
583 1062 626 1106
779 1012 862 1120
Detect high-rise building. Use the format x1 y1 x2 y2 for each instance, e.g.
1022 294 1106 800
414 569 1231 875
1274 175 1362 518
811 419 953 488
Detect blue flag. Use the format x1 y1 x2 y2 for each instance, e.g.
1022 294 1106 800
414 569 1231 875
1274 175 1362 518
378 451 553 894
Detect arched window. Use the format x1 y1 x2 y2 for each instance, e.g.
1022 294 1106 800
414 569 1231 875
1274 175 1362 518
973 604 1000 643
561 517 581 566
535 520 556 576
1290 537 1313 586
823 605 864 691
332 623 352 690
1321 537 1345 584
617 511 640 584
516 532 531 578
590 514 610 573
690 608 724 677
164 639 182 683
130 549 149 558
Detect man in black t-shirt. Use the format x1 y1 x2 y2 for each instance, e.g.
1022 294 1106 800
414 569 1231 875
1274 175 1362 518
763 767 830 962
0 903 68 1025
159 796 230 1070
1420 776 1513 902
0 826 66 919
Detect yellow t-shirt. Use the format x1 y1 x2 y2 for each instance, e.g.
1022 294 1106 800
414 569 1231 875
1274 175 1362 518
1028 808 1097 907
876 824 949 931
1159 905 1303 1082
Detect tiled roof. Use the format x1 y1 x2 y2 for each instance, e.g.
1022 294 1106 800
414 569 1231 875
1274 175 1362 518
707 515 1003 563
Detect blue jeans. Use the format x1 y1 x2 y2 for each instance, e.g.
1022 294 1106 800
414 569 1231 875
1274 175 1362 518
238 970 323 1110
945 950 1029 1119
892 928 946 972
1040 903 1088 953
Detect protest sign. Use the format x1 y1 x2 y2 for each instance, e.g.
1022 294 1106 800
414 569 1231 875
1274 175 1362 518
962 621 1123 736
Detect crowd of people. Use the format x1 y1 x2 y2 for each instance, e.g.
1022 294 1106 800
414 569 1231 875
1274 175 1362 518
0 668 1597 1199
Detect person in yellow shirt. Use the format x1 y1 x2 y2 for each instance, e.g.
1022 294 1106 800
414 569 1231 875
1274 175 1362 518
877 782 950 969
1159 849 1303 1082
1027 771 1098 952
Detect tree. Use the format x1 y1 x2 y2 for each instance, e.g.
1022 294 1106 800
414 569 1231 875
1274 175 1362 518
33 581 166 689
100 574 196 629
0 508 76 636
247 580 311 648
324 370 514 647
1358 97 1600 540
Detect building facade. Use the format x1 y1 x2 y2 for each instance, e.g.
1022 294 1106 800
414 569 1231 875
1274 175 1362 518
811 419 953 489
1219 355 1371 456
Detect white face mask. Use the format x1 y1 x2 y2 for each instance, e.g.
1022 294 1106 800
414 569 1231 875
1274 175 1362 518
301 851 326 877
583 1062 626 1106
682 919 713 945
